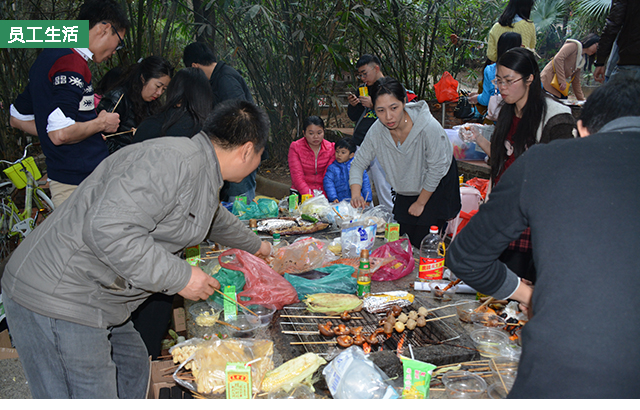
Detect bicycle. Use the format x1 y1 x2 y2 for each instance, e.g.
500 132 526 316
0 143 55 262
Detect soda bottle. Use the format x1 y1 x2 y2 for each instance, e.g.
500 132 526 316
418 226 444 281
356 249 371 297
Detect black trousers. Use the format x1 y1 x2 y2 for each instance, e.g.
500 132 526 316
131 293 174 359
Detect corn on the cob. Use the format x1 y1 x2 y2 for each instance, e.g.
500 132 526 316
260 352 326 392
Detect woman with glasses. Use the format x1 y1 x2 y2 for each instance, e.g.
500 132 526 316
97 55 173 154
477 47 576 282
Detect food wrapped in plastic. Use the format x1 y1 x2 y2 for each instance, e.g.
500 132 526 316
270 237 335 274
261 352 327 393
363 291 415 314
173 338 274 395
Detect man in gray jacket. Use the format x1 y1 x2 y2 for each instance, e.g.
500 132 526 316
1 100 272 399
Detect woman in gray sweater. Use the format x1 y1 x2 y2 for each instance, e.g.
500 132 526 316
349 77 461 248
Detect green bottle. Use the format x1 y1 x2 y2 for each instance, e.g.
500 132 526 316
356 249 371 297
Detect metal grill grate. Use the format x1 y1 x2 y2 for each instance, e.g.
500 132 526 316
279 300 460 356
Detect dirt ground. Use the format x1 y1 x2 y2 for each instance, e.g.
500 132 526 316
258 165 291 187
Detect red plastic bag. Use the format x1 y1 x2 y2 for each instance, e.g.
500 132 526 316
434 71 459 103
219 249 299 309
370 238 415 281
465 177 490 200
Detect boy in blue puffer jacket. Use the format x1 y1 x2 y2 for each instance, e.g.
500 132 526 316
324 138 372 203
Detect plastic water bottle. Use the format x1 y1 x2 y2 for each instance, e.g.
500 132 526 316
418 226 444 281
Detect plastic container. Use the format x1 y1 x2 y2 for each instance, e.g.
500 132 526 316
456 301 481 323
487 382 510 399
245 304 276 327
189 301 223 328
418 226 444 281
470 328 509 358
442 371 487 399
223 314 261 338
428 280 460 295
488 356 519 384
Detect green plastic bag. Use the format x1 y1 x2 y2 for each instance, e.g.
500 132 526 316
208 267 246 306
232 198 279 220
284 264 357 301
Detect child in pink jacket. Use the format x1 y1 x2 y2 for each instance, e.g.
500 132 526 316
288 116 335 197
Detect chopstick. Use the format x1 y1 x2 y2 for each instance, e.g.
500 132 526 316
111 94 124 113
216 319 242 331
213 288 259 317
103 129 134 138
475 296 495 312
491 357 509 393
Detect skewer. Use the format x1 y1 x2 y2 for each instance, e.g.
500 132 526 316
290 341 337 345
281 330 320 335
475 296 495 312
491 357 509 393
111 94 124 113
103 129 135 138
280 315 363 320
423 314 456 323
332 207 344 219
213 288 259 317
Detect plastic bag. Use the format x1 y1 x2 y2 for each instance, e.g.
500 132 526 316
322 346 399 399
232 197 278 220
434 71 459 103
172 338 274 395
270 237 334 274
218 249 299 309
299 194 333 221
208 267 246 306
361 205 392 233
284 264 356 300
465 177 489 200
370 238 415 281
341 221 377 258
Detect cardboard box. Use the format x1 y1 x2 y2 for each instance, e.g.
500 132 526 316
173 307 186 333
146 359 178 399
0 329 19 360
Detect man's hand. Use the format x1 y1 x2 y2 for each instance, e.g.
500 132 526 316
254 240 272 259
350 193 365 209
359 95 373 109
347 93 360 107
594 66 606 83
178 266 220 301
97 110 120 134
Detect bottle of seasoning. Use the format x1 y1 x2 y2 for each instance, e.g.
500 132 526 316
273 233 281 247
356 249 371 297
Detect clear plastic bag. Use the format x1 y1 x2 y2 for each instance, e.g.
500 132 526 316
172 338 274 395
322 346 399 399
341 221 377 258
299 194 333 221
270 237 335 274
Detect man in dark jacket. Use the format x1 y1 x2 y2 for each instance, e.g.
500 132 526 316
2 100 272 399
445 77 640 398
594 0 640 82
184 42 261 202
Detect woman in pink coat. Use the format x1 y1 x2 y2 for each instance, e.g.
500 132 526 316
288 116 335 197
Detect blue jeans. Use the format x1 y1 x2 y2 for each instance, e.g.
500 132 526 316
611 65 640 82
4 294 149 399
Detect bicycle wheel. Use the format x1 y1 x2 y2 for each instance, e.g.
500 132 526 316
0 203 21 263
33 189 55 225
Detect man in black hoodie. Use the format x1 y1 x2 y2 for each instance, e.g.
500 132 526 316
183 42 260 202
594 0 640 82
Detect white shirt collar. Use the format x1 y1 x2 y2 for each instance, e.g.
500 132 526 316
74 48 93 61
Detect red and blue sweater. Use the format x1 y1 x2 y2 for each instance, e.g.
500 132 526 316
13 48 108 185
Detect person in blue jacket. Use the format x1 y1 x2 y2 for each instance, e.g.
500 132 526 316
324 137 372 203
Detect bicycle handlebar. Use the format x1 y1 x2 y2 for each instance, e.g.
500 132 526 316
0 143 34 166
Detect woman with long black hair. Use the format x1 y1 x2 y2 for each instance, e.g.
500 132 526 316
133 67 213 142
486 0 536 62
481 47 576 282
97 55 173 153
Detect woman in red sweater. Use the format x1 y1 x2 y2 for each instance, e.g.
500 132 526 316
288 116 335 197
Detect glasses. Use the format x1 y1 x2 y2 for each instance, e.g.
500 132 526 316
102 22 125 51
492 77 523 88
113 28 125 51
357 68 371 79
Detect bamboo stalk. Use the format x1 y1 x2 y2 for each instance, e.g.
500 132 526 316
111 93 124 113
289 341 337 345
213 288 259 317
